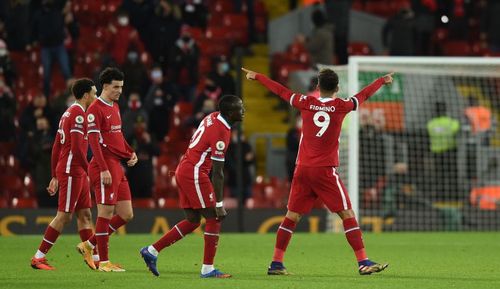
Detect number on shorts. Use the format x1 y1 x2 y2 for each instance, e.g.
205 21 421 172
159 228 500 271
313 111 330 137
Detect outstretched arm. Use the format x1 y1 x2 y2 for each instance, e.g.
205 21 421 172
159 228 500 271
242 67 294 103
353 72 394 107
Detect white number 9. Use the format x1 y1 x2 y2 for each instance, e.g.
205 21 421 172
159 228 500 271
313 111 330 137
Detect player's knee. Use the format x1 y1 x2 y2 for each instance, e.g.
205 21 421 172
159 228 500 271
122 212 133 222
286 211 302 223
77 210 92 224
57 212 73 225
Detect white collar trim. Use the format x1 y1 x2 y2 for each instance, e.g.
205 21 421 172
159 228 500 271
98 96 113 107
217 114 231 130
318 97 333 103
72 102 85 112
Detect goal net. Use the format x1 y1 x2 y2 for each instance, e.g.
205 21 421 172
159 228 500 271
326 57 500 232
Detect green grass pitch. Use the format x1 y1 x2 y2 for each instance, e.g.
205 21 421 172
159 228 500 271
1 233 499 289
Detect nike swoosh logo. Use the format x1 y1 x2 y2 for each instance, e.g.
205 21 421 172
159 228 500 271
106 115 112 119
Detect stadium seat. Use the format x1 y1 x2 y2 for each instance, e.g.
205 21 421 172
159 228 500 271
11 197 38 209
348 42 373 55
210 0 235 15
132 198 156 209
441 41 471 56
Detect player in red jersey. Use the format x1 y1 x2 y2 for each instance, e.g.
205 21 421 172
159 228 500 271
242 67 393 276
140 95 245 278
31 78 97 270
76 68 138 272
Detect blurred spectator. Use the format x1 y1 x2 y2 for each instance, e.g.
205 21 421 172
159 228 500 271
481 0 500 52
29 117 55 207
193 78 222 116
1 0 31 51
184 97 216 129
307 76 320 99
411 0 437 55
0 39 16 87
107 10 146 66
62 0 80 75
359 112 386 204
51 78 76 117
208 55 236 96
180 0 208 29
382 8 416 56
168 25 200 102
121 0 155 45
144 65 178 141
426 102 460 197
382 161 415 219
285 114 302 182
122 91 149 140
225 130 255 203
121 45 149 101
32 0 72 97
126 119 160 198
325 0 351 64
297 9 333 66
19 94 57 137
146 0 182 67
0 77 16 142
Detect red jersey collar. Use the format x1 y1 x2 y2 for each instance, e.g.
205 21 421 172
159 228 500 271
216 113 231 130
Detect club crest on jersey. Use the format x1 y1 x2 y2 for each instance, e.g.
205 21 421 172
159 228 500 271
216 141 225 151
75 115 84 124
87 113 95 123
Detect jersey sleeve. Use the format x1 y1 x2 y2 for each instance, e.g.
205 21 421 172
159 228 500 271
86 106 101 134
350 78 385 109
209 128 230 162
70 113 85 135
50 133 62 178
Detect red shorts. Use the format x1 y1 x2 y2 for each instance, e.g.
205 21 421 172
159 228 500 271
288 166 352 214
56 173 91 213
88 158 131 205
175 164 215 209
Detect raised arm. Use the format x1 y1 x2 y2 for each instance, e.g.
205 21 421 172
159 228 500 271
242 67 294 103
353 72 394 107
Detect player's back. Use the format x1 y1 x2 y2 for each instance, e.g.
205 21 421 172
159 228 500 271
55 103 87 176
297 96 354 167
178 112 231 176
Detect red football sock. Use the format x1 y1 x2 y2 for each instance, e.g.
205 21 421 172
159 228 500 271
152 219 199 252
343 217 368 262
203 218 221 265
79 228 93 242
272 217 296 262
38 225 60 255
88 215 127 246
95 217 110 262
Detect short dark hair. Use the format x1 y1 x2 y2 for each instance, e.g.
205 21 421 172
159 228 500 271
98 67 124 86
312 9 326 27
318 68 339 93
218 95 241 114
72 78 95 100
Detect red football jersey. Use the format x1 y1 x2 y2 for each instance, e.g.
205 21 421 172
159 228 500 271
178 112 232 175
55 103 88 176
255 74 385 167
86 97 133 160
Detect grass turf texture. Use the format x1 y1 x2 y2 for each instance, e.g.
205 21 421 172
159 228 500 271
1 233 499 289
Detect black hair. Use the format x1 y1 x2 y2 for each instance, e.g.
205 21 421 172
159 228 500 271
318 68 339 93
98 67 124 87
218 95 241 114
312 9 326 27
71 78 95 100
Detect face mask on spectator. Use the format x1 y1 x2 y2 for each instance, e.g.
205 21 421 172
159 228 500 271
151 69 163 81
118 16 129 26
127 51 139 63
0 48 6 57
218 62 229 74
129 99 142 110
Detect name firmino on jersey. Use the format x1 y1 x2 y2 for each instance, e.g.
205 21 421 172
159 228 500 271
309 105 336 112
